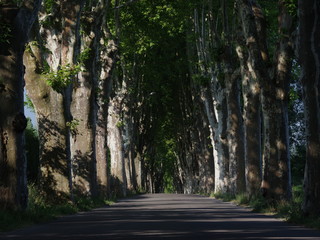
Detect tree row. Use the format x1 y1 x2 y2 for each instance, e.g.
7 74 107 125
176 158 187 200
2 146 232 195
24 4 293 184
0 0 319 217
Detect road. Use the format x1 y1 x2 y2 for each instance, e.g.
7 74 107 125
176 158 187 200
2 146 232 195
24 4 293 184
2 194 320 239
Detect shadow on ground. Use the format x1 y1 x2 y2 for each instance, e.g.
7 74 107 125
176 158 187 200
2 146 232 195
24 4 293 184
2 194 320 240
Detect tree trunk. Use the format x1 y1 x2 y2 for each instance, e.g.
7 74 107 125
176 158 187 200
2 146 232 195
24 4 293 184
253 1 286 201
298 0 320 216
250 1 293 201
237 0 292 200
177 82 200 194
266 0 294 200
70 4 101 197
107 96 127 197
120 62 137 193
202 83 229 194
213 89 230 193
226 70 246 194
96 29 118 197
24 34 71 202
236 0 268 198
24 0 83 202
194 90 215 194
123 101 134 193
236 43 262 197
221 0 246 194
0 1 40 209
193 6 229 194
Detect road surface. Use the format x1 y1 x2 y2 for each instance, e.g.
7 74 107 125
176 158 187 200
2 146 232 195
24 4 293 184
2 194 320 239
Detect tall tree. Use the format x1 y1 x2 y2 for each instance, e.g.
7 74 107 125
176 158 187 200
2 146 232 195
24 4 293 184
220 0 246 194
105 0 129 197
236 0 293 200
69 0 102 197
236 41 262 197
0 0 41 209
193 2 231 194
95 3 118 197
298 0 320 216
24 0 83 202
268 0 295 200
232 0 267 198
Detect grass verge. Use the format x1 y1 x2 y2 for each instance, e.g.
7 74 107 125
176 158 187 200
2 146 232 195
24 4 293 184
0 185 117 232
212 185 320 230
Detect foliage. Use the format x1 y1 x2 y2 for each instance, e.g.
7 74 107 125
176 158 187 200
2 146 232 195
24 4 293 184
26 41 52 60
107 0 195 193
24 95 35 112
192 74 210 86
0 185 76 232
212 191 236 202
284 0 298 17
25 119 39 183
259 0 279 59
0 22 12 44
73 196 114 211
291 145 305 185
0 0 22 6
108 0 193 57
213 185 320 230
212 192 271 212
77 48 91 66
0 184 116 232
43 0 56 13
45 64 81 92
66 119 80 136
288 62 305 185
153 137 178 193
277 185 304 221
116 120 124 128
43 47 90 92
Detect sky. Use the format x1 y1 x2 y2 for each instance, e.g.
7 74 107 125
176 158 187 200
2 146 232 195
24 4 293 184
25 106 37 128
24 90 38 128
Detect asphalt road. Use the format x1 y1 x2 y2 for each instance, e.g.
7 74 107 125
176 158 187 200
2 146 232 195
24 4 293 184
2 194 320 240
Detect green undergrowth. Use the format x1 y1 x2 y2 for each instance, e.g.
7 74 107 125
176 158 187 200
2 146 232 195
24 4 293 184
211 185 320 230
0 185 117 232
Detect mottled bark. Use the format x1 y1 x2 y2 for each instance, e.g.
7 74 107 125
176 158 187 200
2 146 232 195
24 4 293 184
106 0 139 196
70 4 101 197
24 31 71 202
226 70 246 194
185 20 214 194
123 105 134 192
253 2 283 201
201 83 229 194
221 0 246 194
0 0 40 209
236 0 292 200
24 0 83 202
120 62 138 193
176 82 200 194
236 43 262 197
129 96 145 192
237 1 264 195
298 0 320 216
194 92 215 194
107 96 127 197
213 89 230 193
133 88 149 191
268 0 294 200
96 29 118 196
193 7 229 194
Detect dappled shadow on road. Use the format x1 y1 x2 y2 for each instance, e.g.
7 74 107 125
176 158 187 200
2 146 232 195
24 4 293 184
2 194 320 240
